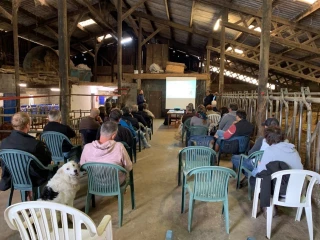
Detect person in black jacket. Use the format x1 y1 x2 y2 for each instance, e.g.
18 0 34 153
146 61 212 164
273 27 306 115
203 89 214 107
43 109 82 162
0 112 52 196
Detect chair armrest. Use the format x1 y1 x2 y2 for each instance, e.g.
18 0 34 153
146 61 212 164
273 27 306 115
97 215 112 236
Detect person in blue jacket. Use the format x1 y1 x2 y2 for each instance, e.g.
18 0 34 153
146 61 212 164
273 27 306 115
137 89 146 105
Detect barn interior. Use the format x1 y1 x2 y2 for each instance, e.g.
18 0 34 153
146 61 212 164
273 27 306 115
0 0 320 239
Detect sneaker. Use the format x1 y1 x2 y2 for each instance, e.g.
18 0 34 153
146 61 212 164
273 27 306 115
144 143 151 148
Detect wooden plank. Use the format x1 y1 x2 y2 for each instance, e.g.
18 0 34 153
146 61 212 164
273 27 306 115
122 0 148 21
219 9 228 99
117 0 122 103
58 0 70 124
141 27 164 46
0 5 12 21
123 73 209 80
294 1 320 22
256 0 272 136
138 17 142 89
12 0 20 110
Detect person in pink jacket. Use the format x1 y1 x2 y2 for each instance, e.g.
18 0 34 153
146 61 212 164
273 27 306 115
80 121 132 185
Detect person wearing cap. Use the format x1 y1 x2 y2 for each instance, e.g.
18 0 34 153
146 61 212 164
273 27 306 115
231 117 280 187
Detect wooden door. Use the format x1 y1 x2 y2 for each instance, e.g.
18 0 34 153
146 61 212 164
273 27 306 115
147 91 162 118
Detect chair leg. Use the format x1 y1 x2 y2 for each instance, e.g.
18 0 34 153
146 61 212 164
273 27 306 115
305 207 313 240
181 175 186 213
21 191 27 202
118 194 124 227
266 205 274 239
236 167 242 189
92 194 96 208
295 207 303 221
187 197 195 232
217 152 221 166
7 187 14 206
130 173 136 209
223 200 230 234
252 178 261 218
247 175 252 201
85 193 91 214
178 162 182 186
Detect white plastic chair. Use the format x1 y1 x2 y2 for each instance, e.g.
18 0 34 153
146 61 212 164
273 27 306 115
251 170 320 240
4 201 113 240
207 113 221 134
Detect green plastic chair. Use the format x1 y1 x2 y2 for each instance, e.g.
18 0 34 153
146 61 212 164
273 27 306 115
181 166 236 233
40 131 77 164
178 146 216 187
0 149 57 206
186 126 208 146
181 118 191 143
236 150 264 200
81 163 135 227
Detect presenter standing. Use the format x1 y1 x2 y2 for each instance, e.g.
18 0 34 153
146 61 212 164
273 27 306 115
137 89 146 105
203 89 214 107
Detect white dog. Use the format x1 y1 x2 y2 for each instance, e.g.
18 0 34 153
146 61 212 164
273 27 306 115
40 161 80 207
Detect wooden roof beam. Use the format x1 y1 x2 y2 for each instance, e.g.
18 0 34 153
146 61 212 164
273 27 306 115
122 0 148 21
164 0 174 41
0 5 12 21
187 0 196 46
293 1 320 22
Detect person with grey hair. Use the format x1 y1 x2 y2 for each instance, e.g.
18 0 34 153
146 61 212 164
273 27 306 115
44 109 82 162
0 112 52 197
79 108 103 131
80 121 132 184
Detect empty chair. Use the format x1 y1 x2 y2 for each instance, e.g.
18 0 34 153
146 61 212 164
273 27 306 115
4 201 113 240
252 170 320 240
186 126 208 146
41 131 79 164
181 118 191 143
181 166 236 233
178 146 216 186
217 135 250 165
187 135 214 147
236 150 264 200
81 163 135 227
0 149 57 206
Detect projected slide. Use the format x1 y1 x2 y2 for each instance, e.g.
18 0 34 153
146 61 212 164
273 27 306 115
166 77 196 109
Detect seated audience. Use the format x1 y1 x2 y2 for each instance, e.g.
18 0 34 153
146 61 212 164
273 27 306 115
231 118 280 187
104 101 112 120
190 104 210 127
218 103 238 131
96 108 133 147
211 100 219 113
0 112 52 198
220 107 229 118
111 102 117 111
203 89 214 107
43 109 82 162
187 103 195 113
206 105 216 115
138 104 152 128
142 103 155 119
251 126 303 177
98 106 106 121
80 121 132 185
79 108 102 131
182 106 195 123
121 106 151 148
214 110 253 152
131 104 148 127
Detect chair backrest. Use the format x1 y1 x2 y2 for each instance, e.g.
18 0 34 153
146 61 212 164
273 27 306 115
187 166 236 201
119 141 133 161
271 170 320 207
81 162 127 196
189 126 208 137
41 131 72 162
179 146 216 171
4 201 99 240
247 150 264 168
79 129 98 145
0 149 46 191
221 136 250 154
188 135 214 147
207 114 221 127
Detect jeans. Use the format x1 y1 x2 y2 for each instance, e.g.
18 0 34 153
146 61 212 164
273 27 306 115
215 130 225 146
231 154 254 177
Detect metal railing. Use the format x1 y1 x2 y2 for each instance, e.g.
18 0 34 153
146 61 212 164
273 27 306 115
219 87 320 173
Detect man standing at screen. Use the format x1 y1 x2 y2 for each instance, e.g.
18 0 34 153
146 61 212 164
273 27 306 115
203 90 214 107
137 89 146 105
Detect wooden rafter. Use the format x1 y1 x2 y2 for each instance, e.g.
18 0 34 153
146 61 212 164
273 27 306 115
164 0 174 40
141 27 164 46
0 5 12 21
187 0 196 46
122 0 148 21
293 1 320 22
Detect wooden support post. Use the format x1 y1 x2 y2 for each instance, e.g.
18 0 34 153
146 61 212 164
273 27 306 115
12 0 20 111
117 0 122 104
94 43 102 82
137 17 142 90
256 0 272 136
219 9 228 104
206 38 212 90
58 0 70 124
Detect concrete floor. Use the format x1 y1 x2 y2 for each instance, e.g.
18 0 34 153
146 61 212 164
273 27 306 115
0 119 319 240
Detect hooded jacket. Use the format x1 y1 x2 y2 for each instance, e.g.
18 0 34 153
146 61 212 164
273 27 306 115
252 142 303 176
80 140 132 184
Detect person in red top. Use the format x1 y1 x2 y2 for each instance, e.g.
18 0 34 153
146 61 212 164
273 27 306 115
215 110 253 152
